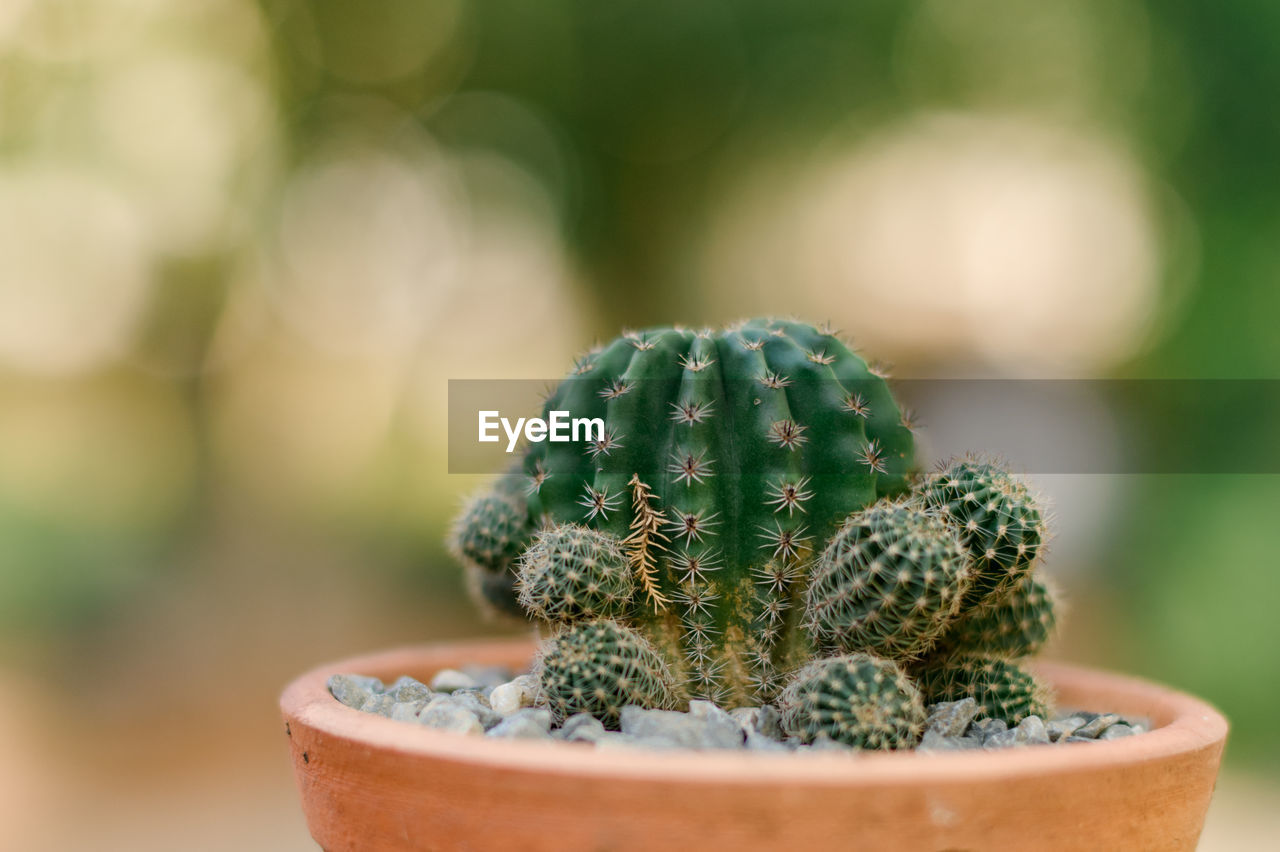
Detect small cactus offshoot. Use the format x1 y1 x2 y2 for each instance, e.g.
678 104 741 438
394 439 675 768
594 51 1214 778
779 654 926 749
536 619 680 728
805 500 970 660
915 656 1053 725
918 458 1046 610
929 574 1058 661
517 524 635 622
448 484 533 619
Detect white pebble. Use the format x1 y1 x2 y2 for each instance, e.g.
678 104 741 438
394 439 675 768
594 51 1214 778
490 675 538 716
430 668 479 693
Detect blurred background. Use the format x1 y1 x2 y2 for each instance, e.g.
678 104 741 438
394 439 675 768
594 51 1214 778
1 1 1276 848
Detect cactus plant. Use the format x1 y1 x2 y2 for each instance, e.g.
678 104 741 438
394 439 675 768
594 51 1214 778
915 656 1052 725
451 319 1067 737
918 458 1046 610
778 653 926 749
508 318 916 708
804 499 971 660
536 619 680 727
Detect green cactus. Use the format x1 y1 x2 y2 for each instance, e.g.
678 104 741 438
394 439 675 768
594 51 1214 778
452 322 1073 736
918 458 1046 610
929 574 1058 661
507 319 916 707
517 524 635 622
778 653 926 749
915 656 1053 725
804 499 970 660
536 619 680 728
448 479 534 619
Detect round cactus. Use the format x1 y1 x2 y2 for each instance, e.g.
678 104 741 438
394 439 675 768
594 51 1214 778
517 524 635 622
805 499 970 660
509 319 917 706
779 654 926 749
536 619 680 727
915 656 1053 725
448 482 534 618
917 458 1045 610
930 574 1058 661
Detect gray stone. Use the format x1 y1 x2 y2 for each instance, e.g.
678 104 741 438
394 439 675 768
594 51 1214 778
487 708 553 739
557 713 608 743
426 693 502 730
593 732 681 750
919 730 982 751
983 728 1019 749
729 706 783 740
619 705 744 749
1098 723 1137 740
1047 716 1086 742
359 693 396 717
390 700 428 722
389 678 432 704
430 668 480 693
328 673 382 708
490 675 539 716
925 698 980 738
1013 716 1051 745
919 730 958 750
972 718 1008 739
418 702 483 735
1074 714 1121 739
1063 735 1098 744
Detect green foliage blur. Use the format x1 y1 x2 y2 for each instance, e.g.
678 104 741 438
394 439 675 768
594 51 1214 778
0 0 1277 774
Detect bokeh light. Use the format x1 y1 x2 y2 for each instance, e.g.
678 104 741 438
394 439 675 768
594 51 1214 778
702 113 1167 373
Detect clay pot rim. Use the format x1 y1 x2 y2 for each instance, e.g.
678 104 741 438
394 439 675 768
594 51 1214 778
280 637 1227 787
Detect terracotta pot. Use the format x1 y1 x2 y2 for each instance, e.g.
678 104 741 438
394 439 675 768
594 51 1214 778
281 638 1226 852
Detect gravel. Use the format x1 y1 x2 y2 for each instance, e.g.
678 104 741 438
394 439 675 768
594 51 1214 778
1074 714 1122 739
429 669 480 693
925 698 980 738
328 669 1150 754
620 703 744 749
556 713 608 743
418 701 483 735
487 708 553 739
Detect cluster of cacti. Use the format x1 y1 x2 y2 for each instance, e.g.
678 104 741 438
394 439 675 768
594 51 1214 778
450 319 1061 743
